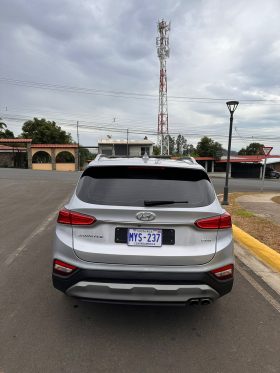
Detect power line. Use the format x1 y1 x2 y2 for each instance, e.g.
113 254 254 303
2 114 280 144
2 111 276 136
1 77 280 104
234 127 250 148
2 108 157 127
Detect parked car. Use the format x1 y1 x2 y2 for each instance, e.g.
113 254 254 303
265 169 280 179
52 155 234 305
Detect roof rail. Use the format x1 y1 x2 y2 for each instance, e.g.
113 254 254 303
94 154 104 161
95 154 169 160
95 154 198 163
151 155 172 159
176 156 198 164
94 154 117 161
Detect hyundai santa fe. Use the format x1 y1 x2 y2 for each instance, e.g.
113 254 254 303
52 155 234 305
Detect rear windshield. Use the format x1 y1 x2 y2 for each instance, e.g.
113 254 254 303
76 166 216 208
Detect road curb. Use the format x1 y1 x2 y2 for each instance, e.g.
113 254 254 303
233 224 280 273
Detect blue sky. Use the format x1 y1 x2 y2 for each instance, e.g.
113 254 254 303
1 0 280 152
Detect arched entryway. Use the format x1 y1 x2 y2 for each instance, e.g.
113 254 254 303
31 144 78 171
55 151 76 171
32 151 52 170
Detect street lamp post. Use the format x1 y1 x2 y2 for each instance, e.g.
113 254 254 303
222 101 239 205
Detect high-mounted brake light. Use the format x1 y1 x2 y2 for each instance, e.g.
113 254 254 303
57 209 96 225
211 264 234 280
195 213 232 229
53 259 78 276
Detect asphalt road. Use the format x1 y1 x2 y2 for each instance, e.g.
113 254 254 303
0 169 280 373
211 175 280 194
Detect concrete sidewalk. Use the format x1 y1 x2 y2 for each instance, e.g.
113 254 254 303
232 192 280 274
237 193 280 225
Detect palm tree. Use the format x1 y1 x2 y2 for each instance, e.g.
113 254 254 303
0 118 7 130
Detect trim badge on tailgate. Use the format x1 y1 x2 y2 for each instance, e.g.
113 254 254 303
136 211 156 221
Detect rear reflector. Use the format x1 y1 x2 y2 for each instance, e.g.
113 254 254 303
57 209 96 225
53 259 78 276
195 212 232 229
211 264 234 280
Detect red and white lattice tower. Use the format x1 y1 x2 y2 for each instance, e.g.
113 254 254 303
156 20 170 155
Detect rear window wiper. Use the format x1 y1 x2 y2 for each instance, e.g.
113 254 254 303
144 200 189 207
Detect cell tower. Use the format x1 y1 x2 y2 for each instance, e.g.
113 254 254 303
156 19 170 155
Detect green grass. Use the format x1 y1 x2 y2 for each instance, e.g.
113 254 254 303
235 208 254 218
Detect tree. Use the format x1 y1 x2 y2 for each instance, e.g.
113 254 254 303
185 144 196 156
238 142 264 155
166 135 175 154
153 145 161 156
0 119 15 138
196 136 223 158
153 135 175 155
175 134 187 155
0 128 15 139
21 117 73 144
79 148 96 167
0 118 7 130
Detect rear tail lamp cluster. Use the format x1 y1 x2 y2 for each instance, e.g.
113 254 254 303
211 264 234 280
195 212 232 229
57 209 96 225
53 259 78 276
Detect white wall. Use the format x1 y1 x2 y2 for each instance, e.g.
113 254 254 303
129 145 153 156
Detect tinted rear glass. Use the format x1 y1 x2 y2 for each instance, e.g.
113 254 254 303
76 166 215 207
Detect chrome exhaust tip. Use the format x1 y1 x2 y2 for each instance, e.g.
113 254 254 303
189 299 200 305
200 298 212 305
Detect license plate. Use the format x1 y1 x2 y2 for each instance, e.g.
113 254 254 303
127 228 162 247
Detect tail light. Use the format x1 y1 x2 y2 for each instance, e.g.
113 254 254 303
211 264 234 280
53 259 78 276
195 212 232 229
57 209 96 225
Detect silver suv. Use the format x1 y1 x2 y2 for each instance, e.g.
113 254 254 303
52 156 234 305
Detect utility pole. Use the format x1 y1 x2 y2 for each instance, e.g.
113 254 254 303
76 121 80 170
156 19 170 155
126 129 129 157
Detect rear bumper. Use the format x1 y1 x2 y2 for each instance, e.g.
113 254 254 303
65 282 219 302
52 268 233 303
